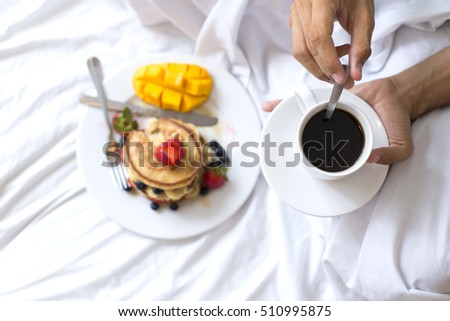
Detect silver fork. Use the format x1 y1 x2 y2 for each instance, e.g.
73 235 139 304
87 57 131 191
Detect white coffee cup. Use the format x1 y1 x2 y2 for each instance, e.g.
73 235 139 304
295 84 373 180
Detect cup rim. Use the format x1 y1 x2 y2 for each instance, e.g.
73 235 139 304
297 101 373 179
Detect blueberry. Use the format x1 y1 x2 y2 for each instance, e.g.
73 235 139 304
150 202 159 210
135 180 147 191
207 140 220 148
169 203 179 211
214 146 225 158
152 188 163 194
209 145 224 156
200 186 209 196
207 140 227 159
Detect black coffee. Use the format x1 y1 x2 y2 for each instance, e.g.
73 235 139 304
301 109 364 172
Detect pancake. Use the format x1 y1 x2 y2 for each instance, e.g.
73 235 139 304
125 117 204 202
129 173 202 203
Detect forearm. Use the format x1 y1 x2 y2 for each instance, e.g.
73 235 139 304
391 45 450 120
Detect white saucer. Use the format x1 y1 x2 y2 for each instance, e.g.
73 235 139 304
260 88 389 216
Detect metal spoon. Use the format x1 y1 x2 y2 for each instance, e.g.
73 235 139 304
324 64 350 120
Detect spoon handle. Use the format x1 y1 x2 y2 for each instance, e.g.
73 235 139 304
324 64 350 120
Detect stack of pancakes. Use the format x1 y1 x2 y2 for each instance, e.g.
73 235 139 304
125 117 204 203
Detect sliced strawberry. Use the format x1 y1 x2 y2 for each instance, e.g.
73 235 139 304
155 138 184 166
203 167 227 189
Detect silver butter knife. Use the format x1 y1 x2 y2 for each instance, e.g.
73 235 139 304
80 94 218 127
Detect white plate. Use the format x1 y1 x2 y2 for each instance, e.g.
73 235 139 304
77 54 261 239
260 88 389 216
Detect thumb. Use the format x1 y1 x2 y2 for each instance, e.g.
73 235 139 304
367 144 413 165
262 99 282 112
349 7 374 81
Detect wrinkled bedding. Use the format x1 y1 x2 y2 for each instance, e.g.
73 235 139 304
1 0 449 300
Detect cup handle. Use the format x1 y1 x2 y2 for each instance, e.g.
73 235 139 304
294 84 318 114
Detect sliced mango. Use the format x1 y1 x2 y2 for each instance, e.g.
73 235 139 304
132 63 213 112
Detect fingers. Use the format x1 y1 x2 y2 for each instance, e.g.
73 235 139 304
291 1 348 83
262 99 282 112
349 2 374 81
367 144 413 165
290 3 331 82
308 0 346 84
345 78 355 89
336 44 351 58
336 44 355 88
290 0 375 84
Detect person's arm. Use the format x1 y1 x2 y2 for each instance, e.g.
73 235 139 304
289 0 374 85
391 46 450 120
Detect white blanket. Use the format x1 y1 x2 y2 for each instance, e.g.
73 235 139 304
1 0 449 300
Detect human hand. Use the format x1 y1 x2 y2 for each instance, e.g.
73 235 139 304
289 0 374 86
262 78 413 165
350 78 412 165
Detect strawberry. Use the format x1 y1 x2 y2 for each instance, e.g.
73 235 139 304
203 167 227 189
155 138 184 166
112 107 138 133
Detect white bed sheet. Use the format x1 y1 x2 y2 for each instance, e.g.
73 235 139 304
1 0 449 300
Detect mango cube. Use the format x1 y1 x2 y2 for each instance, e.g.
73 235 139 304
186 65 202 78
134 66 147 79
161 88 183 111
143 83 163 106
163 70 185 91
184 78 213 96
181 94 208 112
168 63 188 73
145 65 165 83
